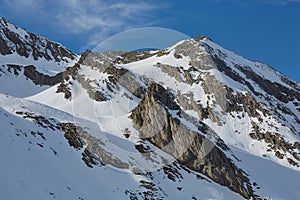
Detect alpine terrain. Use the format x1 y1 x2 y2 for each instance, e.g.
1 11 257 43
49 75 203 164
0 16 300 200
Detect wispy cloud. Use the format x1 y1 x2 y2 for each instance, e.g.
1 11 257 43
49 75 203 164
261 0 300 5
206 0 300 6
2 0 43 15
1 0 163 50
53 0 158 34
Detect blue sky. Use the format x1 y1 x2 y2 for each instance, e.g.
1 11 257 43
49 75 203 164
0 0 299 82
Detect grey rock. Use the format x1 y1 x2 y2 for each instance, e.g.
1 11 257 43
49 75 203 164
130 82 256 199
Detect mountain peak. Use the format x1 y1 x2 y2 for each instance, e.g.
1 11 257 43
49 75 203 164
193 35 211 41
0 15 76 62
0 16 8 23
1 17 300 200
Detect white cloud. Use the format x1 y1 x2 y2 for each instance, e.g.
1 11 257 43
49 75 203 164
1 0 163 50
53 0 158 34
206 0 300 5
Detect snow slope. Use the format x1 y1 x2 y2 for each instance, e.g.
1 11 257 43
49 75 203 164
1 16 300 200
27 39 300 198
0 94 244 200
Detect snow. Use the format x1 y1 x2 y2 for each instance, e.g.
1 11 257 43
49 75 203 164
26 83 72 110
232 147 300 200
200 39 296 91
0 94 244 200
78 64 109 81
0 53 78 76
0 105 139 200
120 51 209 106
70 39 300 171
1 31 300 199
0 66 49 97
5 22 30 40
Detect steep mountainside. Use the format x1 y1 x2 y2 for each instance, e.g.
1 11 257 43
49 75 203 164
1 16 300 200
0 17 78 97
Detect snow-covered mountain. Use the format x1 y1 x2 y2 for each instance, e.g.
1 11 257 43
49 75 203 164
1 16 300 200
0 16 78 97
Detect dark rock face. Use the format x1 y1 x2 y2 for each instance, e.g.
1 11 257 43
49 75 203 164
143 82 179 110
16 111 61 131
250 121 300 167
193 36 208 41
56 61 109 101
236 65 300 103
0 35 11 55
76 73 108 101
5 64 22 76
23 65 63 86
55 63 82 99
0 17 76 62
61 123 85 150
56 82 72 99
177 92 208 120
104 64 145 99
130 82 256 199
155 63 201 85
57 50 145 101
115 51 155 64
212 57 260 96
61 123 129 169
200 43 300 113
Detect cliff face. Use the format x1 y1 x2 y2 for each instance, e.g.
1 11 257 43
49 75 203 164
130 82 255 199
47 37 299 199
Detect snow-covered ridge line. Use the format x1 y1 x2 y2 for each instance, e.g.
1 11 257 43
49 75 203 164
200 38 299 89
0 16 77 67
1 15 300 199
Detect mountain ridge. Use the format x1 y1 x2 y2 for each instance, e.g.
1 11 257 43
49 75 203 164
0 16 76 62
0 16 300 200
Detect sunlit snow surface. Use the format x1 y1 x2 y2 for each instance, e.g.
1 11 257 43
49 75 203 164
1 35 300 199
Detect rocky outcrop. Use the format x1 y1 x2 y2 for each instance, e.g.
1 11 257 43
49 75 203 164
236 65 300 103
193 36 208 41
56 61 108 101
177 92 208 120
209 55 300 123
115 51 155 64
57 50 145 101
104 64 145 99
76 73 108 101
211 57 260 96
61 123 129 169
250 121 300 167
6 64 21 76
0 64 22 77
174 40 215 71
130 82 256 199
155 63 201 85
15 110 129 169
23 65 63 86
16 111 61 131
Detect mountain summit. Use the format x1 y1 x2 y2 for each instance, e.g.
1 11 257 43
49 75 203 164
0 16 78 97
0 16 76 61
0 16 299 200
